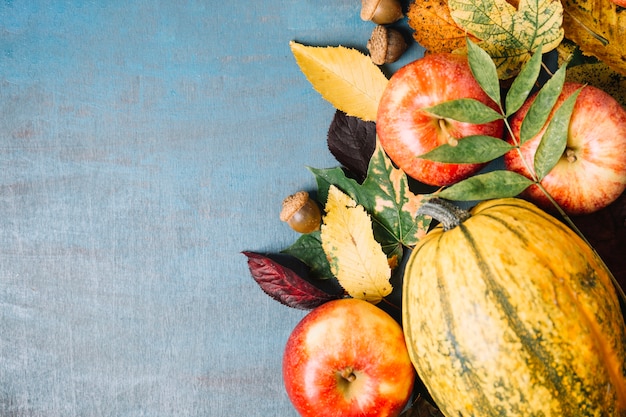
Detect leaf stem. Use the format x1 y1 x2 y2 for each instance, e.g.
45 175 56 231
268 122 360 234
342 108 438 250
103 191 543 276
381 296 401 311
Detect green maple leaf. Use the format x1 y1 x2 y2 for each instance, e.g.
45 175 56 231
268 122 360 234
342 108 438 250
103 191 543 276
448 0 564 79
310 142 431 265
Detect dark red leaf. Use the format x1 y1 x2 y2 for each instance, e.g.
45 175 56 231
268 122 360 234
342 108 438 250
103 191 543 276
327 110 376 182
242 251 340 310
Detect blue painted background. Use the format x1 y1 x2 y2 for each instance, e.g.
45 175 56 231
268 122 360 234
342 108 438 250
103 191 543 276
0 1 423 415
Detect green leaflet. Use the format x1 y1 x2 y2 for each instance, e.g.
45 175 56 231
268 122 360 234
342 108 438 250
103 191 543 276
519 63 567 144
533 88 581 180
505 45 544 116
437 170 534 201
418 135 513 164
424 98 504 124
467 38 501 107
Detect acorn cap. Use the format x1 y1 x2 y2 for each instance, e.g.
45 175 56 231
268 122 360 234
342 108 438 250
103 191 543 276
368 25 389 65
280 191 309 222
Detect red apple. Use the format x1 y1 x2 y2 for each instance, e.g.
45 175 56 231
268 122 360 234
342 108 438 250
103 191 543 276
282 298 415 417
504 82 626 215
611 0 626 7
376 53 504 186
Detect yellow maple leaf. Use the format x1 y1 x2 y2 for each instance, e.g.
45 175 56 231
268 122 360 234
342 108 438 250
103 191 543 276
562 0 626 76
289 41 388 122
321 185 392 304
448 0 564 79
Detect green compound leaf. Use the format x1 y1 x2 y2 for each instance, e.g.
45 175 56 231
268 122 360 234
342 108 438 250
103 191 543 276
467 38 501 106
437 170 534 201
533 87 581 180
418 135 513 164
519 63 567 144
505 46 544 116
424 98 504 124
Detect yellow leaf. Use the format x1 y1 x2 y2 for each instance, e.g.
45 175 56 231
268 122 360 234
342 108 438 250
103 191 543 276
566 61 626 108
321 185 392 304
562 0 626 76
289 41 388 122
448 0 564 79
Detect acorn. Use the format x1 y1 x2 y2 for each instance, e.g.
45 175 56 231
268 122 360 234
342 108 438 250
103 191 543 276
360 0 404 24
280 191 322 234
367 25 408 65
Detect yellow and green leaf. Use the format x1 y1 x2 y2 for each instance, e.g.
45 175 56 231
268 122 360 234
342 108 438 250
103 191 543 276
448 0 564 79
310 142 430 262
321 185 392 304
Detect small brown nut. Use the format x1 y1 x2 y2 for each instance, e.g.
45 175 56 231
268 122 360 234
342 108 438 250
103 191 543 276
360 0 403 24
367 25 408 65
280 191 322 234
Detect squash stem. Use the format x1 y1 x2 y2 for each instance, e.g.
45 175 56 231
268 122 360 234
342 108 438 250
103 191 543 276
418 198 471 231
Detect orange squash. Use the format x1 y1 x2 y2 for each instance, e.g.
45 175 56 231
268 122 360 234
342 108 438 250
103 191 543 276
403 197 626 416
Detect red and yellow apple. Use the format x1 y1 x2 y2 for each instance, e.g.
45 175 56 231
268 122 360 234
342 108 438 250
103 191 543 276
504 82 626 215
376 53 505 186
282 298 415 417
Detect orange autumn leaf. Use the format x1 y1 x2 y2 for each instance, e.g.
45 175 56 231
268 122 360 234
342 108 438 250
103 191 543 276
407 0 477 53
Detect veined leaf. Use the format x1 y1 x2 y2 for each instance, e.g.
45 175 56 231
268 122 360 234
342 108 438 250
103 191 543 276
282 232 334 280
360 143 431 249
467 38 501 106
243 252 338 310
424 98 504 123
407 0 476 53
289 41 388 122
437 170 534 200
321 186 392 304
505 45 543 116
534 88 581 180
309 166 361 208
449 0 564 79
418 135 513 163
519 63 567 144
311 142 430 254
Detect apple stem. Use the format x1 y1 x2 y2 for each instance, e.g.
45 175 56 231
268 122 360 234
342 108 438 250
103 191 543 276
339 366 357 382
438 119 458 146
565 148 577 163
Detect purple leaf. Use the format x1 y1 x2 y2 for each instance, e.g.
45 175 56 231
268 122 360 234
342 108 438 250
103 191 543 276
327 110 376 182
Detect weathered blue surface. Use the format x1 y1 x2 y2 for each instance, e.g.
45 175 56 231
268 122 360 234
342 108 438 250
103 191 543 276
0 1 423 415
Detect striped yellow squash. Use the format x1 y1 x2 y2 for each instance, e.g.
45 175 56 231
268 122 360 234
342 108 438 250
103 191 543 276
403 197 626 416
